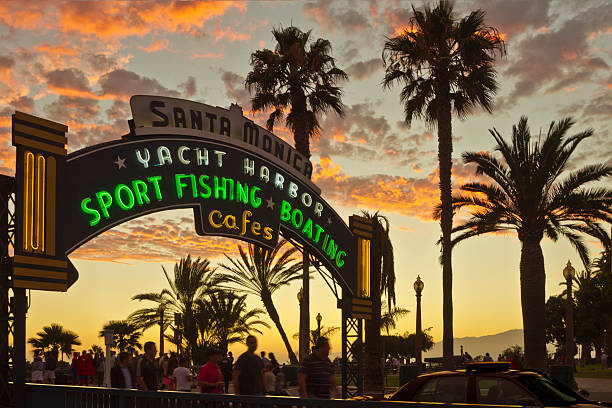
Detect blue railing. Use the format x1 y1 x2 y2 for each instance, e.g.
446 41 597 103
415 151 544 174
24 383 489 408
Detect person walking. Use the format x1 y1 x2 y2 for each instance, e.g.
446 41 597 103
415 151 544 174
268 353 280 373
298 337 336 399
43 351 57 384
95 353 105 386
197 347 224 394
71 352 79 385
484 352 493 362
602 352 608 370
260 351 270 366
219 353 233 393
111 352 135 389
263 362 276 395
31 353 44 383
136 341 158 391
172 358 193 392
232 335 264 395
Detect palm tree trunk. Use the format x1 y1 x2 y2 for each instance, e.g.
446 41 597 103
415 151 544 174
262 294 299 364
436 76 454 370
365 223 384 395
520 235 547 370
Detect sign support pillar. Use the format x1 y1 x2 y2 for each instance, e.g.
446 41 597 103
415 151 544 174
12 289 26 408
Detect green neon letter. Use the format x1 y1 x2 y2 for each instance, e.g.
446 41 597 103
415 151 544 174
132 180 150 205
95 191 113 219
213 176 226 200
147 176 163 200
291 209 303 229
313 224 324 243
336 251 346 267
236 182 249 204
249 186 261 208
280 200 291 222
199 175 211 198
115 184 135 210
302 218 313 240
81 197 101 226
189 174 197 198
175 174 189 199
326 239 338 260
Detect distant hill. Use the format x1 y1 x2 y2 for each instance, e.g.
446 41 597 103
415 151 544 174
424 329 524 359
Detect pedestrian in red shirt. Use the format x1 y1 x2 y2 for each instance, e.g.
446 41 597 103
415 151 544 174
197 347 224 394
76 351 90 386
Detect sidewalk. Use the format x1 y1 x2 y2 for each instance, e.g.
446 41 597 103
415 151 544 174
577 378 612 403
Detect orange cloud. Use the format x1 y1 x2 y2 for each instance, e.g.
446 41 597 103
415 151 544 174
34 44 78 56
71 214 237 262
213 25 251 42
57 1 246 39
140 38 170 53
191 52 226 59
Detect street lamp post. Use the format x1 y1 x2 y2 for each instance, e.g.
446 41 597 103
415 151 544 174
174 313 182 356
414 276 424 372
563 260 576 369
298 288 303 362
316 313 322 342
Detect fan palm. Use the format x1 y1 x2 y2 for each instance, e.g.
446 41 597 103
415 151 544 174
99 320 142 354
130 255 222 359
200 291 269 354
444 116 612 369
28 323 81 360
246 25 347 158
218 240 303 364
382 1 505 368
246 26 347 360
292 325 340 348
381 307 410 336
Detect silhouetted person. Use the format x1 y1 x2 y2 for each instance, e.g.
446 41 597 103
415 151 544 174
173 358 192 392
298 337 336 399
111 352 134 389
233 335 264 395
136 341 158 391
198 347 224 393
219 353 233 393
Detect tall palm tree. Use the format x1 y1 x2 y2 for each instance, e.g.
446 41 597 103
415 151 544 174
219 240 303 364
130 255 222 359
246 25 347 362
200 291 269 354
444 116 612 369
28 323 81 360
292 325 340 348
99 321 142 354
382 1 505 368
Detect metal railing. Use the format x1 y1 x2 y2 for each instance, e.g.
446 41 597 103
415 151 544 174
24 383 483 408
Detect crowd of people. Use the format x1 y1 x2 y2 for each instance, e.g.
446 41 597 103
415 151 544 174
29 335 338 399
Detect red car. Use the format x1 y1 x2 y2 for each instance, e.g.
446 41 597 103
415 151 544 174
385 363 611 407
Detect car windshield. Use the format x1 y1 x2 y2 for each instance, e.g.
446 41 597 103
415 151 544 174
515 375 578 406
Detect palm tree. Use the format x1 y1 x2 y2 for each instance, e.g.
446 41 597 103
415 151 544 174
218 240 303 364
128 290 173 356
246 25 347 362
200 291 269 354
381 307 410 336
444 116 612 369
99 321 142 354
293 325 340 349
28 323 81 360
130 255 222 359
382 1 505 368
361 211 396 393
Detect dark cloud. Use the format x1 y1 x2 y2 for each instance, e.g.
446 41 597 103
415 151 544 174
42 95 99 123
302 0 369 34
178 76 197 98
0 55 15 69
98 69 180 99
9 95 34 111
219 69 250 108
314 102 432 166
468 0 551 39
346 58 382 80
341 47 359 63
503 2 612 104
44 67 90 92
85 53 120 74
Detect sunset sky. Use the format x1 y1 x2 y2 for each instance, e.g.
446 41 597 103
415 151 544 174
2 0 611 362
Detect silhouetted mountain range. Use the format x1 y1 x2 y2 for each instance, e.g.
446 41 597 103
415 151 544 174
424 329 524 359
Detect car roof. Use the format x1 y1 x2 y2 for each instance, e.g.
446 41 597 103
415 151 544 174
417 369 542 378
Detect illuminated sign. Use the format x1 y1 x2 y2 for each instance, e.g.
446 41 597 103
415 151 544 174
129 96 315 189
11 97 367 296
